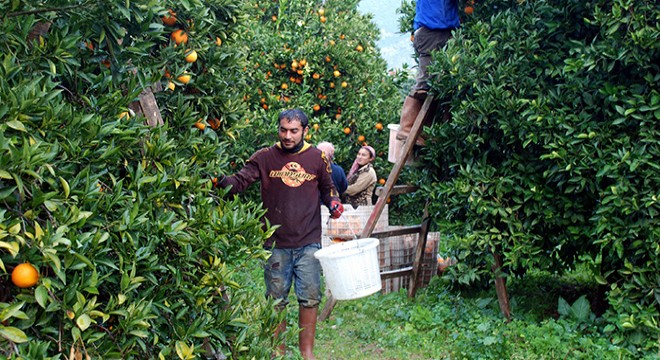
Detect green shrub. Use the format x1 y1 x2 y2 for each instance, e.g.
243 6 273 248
398 0 659 351
0 1 279 358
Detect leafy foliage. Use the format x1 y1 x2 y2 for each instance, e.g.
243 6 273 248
0 1 277 358
0 0 415 357
400 0 659 351
316 274 647 359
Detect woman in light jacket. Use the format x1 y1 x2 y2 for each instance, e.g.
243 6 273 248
342 145 377 207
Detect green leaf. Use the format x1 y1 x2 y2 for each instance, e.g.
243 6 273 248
0 241 20 257
76 314 92 331
571 295 591 322
557 297 570 316
129 329 149 338
35 285 49 308
594 275 608 285
0 301 25 322
6 120 26 132
175 340 194 360
59 176 70 198
0 326 28 343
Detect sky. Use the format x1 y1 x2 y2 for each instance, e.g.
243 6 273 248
357 0 415 70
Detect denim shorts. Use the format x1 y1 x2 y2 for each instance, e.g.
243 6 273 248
410 26 453 97
264 243 322 308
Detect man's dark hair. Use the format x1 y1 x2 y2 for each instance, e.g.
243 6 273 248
279 109 309 128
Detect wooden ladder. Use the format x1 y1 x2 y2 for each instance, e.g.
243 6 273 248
320 95 438 321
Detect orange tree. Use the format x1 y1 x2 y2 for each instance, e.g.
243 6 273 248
234 0 404 179
0 1 291 358
0 0 416 357
398 0 659 353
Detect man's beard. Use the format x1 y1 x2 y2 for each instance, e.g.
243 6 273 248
281 138 304 153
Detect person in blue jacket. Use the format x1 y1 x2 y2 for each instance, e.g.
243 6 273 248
316 141 348 195
395 0 460 146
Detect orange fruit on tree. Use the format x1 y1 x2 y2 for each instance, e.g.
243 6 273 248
333 70 341 77
340 34 345 40
356 45 363 52
357 135 365 142
215 37 222 46
464 6 474 15
320 16 327 23
312 73 320 80
375 122 383 131
299 59 307 67
194 121 206 131
177 73 191 84
343 127 351 135
184 49 198 63
281 83 288 90
171 29 188 45
208 117 222 129
313 123 320 131
378 178 386 186
313 104 321 111
162 9 177 26
272 15 277 22
341 81 348 88
167 81 175 91
325 55 331 62
329 82 335 89
11 263 39 288
318 8 325 16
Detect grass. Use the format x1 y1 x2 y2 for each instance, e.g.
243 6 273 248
242 267 658 360
233 257 658 360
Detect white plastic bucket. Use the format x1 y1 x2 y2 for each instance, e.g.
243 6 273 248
314 238 381 300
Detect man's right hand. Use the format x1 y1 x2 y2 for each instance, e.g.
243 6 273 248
329 201 344 219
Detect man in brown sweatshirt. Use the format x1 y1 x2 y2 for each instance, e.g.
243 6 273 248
215 108 343 359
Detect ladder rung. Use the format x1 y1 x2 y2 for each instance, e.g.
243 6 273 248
380 266 413 279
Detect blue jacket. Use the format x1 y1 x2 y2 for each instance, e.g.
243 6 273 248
331 163 348 195
414 0 460 31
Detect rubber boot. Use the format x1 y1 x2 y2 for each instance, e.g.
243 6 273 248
298 306 318 360
396 95 425 146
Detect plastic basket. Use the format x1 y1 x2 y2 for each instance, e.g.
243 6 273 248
314 238 381 300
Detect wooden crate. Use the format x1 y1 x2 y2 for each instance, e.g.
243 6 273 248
380 231 439 294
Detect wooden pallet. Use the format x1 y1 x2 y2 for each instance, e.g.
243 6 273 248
319 95 438 321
